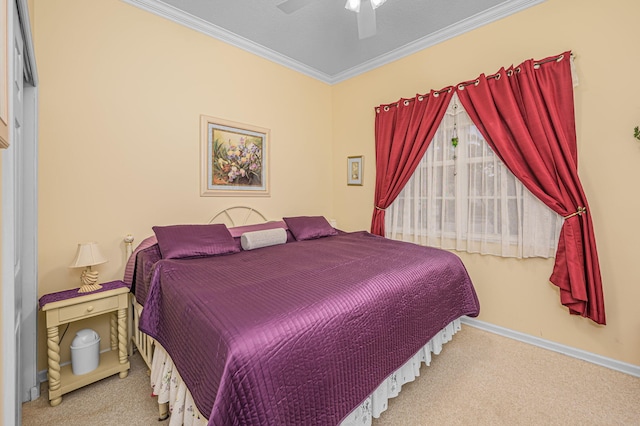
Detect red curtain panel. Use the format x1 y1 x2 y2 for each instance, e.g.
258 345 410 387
371 88 454 236
456 52 605 324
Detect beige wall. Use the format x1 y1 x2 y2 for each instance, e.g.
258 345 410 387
332 0 640 365
33 0 333 369
32 0 640 373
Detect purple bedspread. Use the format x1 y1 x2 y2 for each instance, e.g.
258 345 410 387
139 231 479 425
132 244 161 305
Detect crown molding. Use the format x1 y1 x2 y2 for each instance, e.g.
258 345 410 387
122 0 545 85
121 0 333 83
331 0 545 84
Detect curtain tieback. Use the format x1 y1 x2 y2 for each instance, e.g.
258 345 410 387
375 205 386 211
564 206 586 219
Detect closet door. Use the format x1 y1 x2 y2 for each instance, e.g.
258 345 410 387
2 0 37 423
1 7 24 424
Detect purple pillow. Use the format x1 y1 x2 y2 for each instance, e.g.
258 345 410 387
152 224 240 259
283 216 338 241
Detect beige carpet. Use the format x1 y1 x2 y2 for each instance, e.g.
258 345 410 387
22 326 640 425
22 349 158 426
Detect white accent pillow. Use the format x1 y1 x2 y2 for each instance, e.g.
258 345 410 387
241 228 287 251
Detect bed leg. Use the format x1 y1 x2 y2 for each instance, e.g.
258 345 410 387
128 293 134 356
158 402 169 421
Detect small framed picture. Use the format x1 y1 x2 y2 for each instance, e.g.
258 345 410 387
347 156 363 186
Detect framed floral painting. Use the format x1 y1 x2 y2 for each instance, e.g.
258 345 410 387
201 115 269 197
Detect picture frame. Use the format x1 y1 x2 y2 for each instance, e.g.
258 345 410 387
201 115 270 197
347 156 363 186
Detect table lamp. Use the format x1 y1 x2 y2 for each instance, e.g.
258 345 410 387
69 242 108 293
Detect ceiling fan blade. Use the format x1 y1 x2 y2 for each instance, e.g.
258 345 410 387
277 0 316 14
357 0 377 39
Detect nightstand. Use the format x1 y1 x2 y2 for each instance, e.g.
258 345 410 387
39 280 131 406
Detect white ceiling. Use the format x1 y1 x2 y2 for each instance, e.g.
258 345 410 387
123 0 544 84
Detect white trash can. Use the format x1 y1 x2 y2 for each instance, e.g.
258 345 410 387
70 329 101 375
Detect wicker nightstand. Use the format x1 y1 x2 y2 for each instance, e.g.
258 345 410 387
39 280 131 406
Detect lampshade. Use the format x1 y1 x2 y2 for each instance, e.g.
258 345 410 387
345 0 360 12
345 0 387 12
69 242 108 269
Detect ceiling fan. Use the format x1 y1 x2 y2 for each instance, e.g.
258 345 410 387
276 0 388 39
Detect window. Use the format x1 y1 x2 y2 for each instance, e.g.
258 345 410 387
385 94 563 258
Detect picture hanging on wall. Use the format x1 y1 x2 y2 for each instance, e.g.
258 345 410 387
201 115 270 197
347 156 363 186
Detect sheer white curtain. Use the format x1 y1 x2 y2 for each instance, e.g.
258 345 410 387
385 93 563 259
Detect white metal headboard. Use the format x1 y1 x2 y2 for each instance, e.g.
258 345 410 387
124 207 269 260
208 206 268 227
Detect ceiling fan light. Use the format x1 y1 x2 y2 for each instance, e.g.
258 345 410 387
371 0 387 9
345 0 360 13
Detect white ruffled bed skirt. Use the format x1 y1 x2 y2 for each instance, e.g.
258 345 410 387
150 318 462 426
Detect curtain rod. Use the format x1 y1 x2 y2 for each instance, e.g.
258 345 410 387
376 52 573 110
457 53 569 89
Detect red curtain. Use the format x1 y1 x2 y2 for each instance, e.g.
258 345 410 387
371 89 454 236
455 52 605 324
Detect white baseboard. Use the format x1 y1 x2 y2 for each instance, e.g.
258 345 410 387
461 316 640 378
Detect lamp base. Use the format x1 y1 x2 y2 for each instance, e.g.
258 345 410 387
78 283 103 293
78 268 102 293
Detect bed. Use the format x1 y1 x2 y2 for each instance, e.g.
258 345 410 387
124 208 480 425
